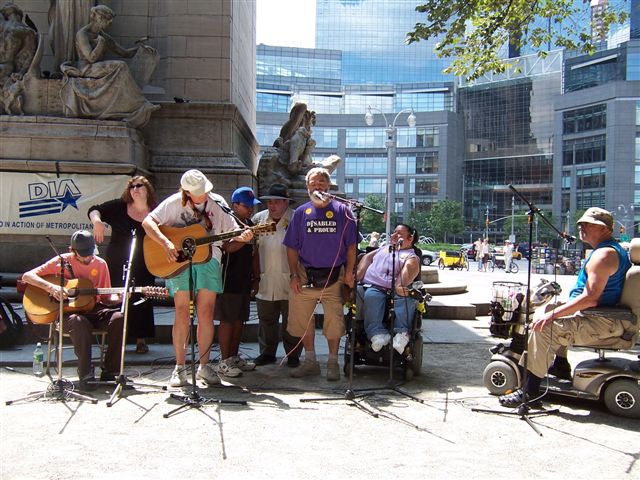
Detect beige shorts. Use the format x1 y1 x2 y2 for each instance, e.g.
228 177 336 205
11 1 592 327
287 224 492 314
287 266 345 340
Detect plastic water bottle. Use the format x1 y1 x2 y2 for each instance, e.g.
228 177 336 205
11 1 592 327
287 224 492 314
32 343 44 377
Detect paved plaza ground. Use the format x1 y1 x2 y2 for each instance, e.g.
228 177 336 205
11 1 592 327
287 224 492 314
1 265 638 479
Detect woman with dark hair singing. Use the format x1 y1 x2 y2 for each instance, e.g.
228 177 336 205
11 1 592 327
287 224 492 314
88 175 158 353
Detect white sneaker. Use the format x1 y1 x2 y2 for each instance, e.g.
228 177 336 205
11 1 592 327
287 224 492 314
216 358 243 378
370 333 391 352
231 356 256 371
168 365 188 387
393 332 411 355
196 364 220 385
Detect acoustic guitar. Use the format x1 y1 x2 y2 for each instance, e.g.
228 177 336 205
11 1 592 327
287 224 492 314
143 223 276 279
23 275 169 324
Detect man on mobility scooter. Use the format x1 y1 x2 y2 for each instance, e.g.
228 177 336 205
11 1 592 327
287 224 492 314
356 224 422 355
499 207 634 409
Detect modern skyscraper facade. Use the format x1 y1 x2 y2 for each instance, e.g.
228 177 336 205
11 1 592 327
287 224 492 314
257 0 639 239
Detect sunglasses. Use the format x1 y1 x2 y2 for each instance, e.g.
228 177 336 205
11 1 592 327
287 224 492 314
129 183 145 190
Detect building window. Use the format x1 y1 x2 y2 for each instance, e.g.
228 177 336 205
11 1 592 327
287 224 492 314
416 153 439 174
562 104 606 134
256 125 281 147
576 166 606 189
415 179 439 195
561 170 571 189
257 92 290 113
345 155 387 175
563 135 606 165
416 127 439 147
314 127 338 148
346 128 386 148
576 190 605 209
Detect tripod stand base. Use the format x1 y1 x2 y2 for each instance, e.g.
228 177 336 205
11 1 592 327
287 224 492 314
301 389 380 417
472 404 560 436
6 378 98 405
105 375 168 407
163 389 247 418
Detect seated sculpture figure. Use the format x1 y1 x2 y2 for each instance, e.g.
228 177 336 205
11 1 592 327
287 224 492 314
258 102 340 196
0 2 38 115
60 5 159 128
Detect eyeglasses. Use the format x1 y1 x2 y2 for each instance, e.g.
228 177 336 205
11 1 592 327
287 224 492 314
129 183 145 190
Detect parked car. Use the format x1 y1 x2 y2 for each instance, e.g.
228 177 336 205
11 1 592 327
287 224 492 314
460 243 477 259
420 249 436 266
493 246 522 260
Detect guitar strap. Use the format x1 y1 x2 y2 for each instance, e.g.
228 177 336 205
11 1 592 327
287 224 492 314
187 198 213 231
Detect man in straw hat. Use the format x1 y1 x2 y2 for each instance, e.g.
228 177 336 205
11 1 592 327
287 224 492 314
499 207 632 408
251 183 302 367
143 170 253 388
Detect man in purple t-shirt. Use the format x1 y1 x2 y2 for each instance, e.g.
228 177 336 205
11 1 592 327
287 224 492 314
283 167 357 381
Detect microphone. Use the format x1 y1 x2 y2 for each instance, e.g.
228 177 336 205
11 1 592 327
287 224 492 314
312 190 330 202
397 238 404 246
563 234 576 244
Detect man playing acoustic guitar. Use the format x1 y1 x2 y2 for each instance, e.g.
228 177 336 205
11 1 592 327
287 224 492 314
142 170 254 388
22 230 124 390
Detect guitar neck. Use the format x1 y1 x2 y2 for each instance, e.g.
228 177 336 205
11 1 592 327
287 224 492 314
74 287 144 296
193 229 243 247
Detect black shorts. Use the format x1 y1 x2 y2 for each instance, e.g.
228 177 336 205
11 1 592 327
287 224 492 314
216 293 251 324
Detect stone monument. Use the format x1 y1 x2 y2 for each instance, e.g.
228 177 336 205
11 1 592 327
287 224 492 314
257 102 341 203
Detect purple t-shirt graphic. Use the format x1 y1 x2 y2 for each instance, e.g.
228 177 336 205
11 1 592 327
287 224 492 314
283 199 357 268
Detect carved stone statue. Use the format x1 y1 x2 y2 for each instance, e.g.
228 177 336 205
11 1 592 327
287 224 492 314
60 5 159 128
48 0 93 74
0 2 38 114
257 102 341 199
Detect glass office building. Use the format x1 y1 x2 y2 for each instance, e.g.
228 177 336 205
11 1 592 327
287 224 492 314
257 0 640 238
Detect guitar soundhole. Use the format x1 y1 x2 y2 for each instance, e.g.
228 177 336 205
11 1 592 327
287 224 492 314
181 237 197 259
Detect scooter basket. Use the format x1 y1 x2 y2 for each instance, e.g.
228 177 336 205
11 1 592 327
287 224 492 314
489 281 526 338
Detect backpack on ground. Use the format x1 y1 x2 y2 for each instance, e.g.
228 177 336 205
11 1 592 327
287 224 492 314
0 295 24 349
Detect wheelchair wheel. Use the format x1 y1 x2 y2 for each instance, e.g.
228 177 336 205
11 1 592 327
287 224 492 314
509 263 519 274
603 379 640 418
410 333 423 377
483 360 518 395
438 258 445 270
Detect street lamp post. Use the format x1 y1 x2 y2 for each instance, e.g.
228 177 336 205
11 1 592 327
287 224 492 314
484 205 489 239
510 196 515 242
365 106 416 238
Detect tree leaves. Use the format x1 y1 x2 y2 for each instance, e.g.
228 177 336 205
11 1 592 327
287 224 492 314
407 0 628 80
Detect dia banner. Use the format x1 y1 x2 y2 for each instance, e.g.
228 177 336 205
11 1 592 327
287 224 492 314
0 172 129 236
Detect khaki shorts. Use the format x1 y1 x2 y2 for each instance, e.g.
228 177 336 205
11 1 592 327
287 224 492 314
287 266 345 340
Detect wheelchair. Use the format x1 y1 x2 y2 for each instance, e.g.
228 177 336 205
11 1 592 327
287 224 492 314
483 239 640 418
343 281 431 381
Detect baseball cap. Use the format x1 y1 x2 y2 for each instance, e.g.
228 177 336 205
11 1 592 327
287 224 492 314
577 207 614 230
71 230 96 256
180 169 213 196
259 183 292 202
231 187 261 206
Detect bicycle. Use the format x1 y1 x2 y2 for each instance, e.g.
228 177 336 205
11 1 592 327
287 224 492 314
488 254 519 273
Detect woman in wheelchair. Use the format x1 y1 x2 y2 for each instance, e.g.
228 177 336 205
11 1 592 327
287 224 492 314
356 224 422 354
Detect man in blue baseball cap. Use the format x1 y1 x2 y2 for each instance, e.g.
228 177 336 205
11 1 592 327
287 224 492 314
216 187 261 377
231 186 261 208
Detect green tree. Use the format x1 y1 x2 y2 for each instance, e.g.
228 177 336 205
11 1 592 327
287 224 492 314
425 199 464 242
407 209 430 238
360 194 386 234
406 1 627 80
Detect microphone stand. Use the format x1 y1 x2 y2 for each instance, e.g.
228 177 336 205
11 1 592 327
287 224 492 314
164 235 246 418
472 184 567 435
7 237 97 405
106 230 166 407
